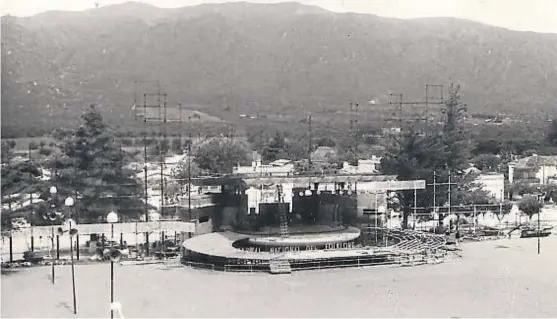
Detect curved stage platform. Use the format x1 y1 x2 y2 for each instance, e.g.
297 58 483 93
245 226 361 248
181 227 449 273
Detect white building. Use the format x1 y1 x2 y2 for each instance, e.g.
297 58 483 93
508 155 557 185
339 157 382 175
474 172 505 201
232 152 295 177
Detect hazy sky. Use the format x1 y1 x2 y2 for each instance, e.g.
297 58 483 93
2 0 556 33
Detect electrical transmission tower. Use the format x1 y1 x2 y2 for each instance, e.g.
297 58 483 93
134 80 179 251
349 102 359 138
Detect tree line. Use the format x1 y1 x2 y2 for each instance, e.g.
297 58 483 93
3 85 557 230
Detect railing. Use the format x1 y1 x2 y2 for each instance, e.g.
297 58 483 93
181 260 216 271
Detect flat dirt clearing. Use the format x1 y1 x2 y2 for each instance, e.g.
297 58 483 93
2 236 557 318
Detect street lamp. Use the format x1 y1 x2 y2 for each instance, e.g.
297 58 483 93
106 211 119 319
536 188 544 255
60 196 78 315
48 186 58 284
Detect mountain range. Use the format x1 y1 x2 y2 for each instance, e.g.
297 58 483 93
2 1 557 137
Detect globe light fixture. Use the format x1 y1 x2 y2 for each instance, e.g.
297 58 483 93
64 196 75 207
107 211 118 224
106 210 119 319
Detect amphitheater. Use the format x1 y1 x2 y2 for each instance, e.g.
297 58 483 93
181 227 451 273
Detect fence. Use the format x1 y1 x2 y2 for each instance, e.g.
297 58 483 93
180 248 450 274
1 221 196 263
4 221 196 238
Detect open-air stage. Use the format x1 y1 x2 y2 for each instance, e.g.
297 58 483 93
181 225 449 272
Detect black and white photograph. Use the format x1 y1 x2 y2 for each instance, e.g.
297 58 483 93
1 0 557 317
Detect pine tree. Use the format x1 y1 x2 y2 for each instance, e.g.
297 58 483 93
50 105 144 223
380 84 491 228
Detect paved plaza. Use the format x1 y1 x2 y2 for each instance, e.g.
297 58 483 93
2 236 557 318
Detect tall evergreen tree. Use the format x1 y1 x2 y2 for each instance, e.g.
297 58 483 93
381 84 491 228
50 105 143 223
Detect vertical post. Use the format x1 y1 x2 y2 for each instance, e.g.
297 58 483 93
425 84 429 124
188 117 193 221
433 171 437 230
74 158 79 224
110 256 114 319
473 205 477 235
447 171 451 230
499 191 503 237
308 114 312 170
69 221 77 315
28 143 35 253
145 232 150 256
384 211 388 247
56 235 60 260
51 225 55 284
9 235 13 262
76 234 80 260
134 222 138 253
538 211 541 255
143 93 149 254
110 223 114 319
413 188 417 230
374 192 378 245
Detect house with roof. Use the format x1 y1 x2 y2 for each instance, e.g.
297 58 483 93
311 146 337 164
463 165 505 200
339 157 382 175
508 155 557 185
232 151 295 177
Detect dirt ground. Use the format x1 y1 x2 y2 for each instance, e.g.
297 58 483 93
2 236 557 318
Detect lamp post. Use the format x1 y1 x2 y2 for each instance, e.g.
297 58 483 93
63 196 78 315
107 211 119 319
49 186 57 284
536 189 544 255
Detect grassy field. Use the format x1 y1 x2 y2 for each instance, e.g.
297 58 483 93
2 236 557 318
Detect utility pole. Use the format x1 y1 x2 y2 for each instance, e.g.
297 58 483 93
388 93 404 129
427 171 457 231
142 93 150 255
159 93 167 237
448 171 452 217
28 144 34 251
188 116 193 221
308 114 313 171
413 187 417 230
425 84 444 124
349 102 359 138
133 80 138 121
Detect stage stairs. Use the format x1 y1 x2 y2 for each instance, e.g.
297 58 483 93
269 259 292 274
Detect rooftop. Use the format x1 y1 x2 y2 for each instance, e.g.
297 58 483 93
513 155 557 169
